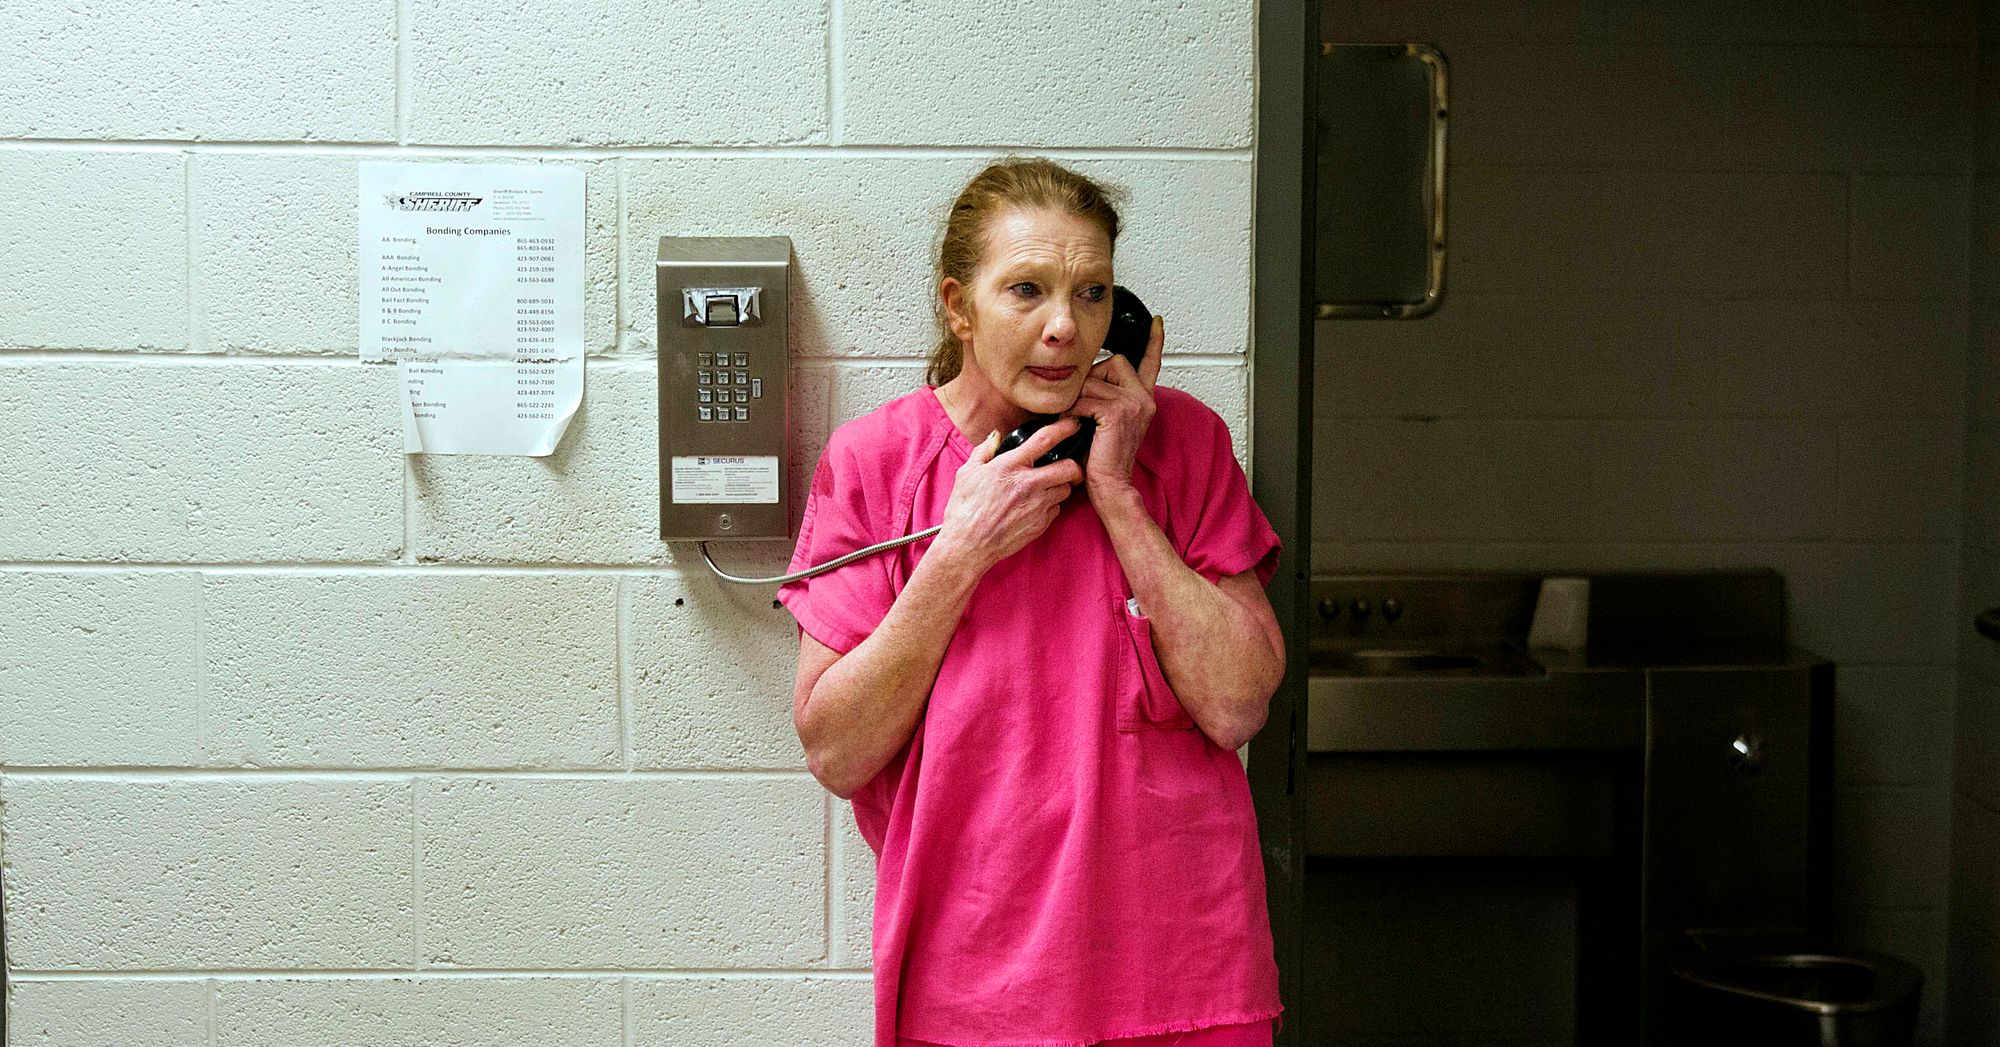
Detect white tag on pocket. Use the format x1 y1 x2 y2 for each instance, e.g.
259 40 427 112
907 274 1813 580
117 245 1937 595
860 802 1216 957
1126 595 1143 617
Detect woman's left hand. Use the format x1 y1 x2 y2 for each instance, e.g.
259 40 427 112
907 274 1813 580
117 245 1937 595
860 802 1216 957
1067 314 1164 499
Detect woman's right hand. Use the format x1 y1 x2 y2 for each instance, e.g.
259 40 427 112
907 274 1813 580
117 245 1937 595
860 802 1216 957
932 418 1087 574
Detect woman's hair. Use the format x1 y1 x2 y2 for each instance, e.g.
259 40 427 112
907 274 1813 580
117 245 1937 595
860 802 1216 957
927 157 1125 386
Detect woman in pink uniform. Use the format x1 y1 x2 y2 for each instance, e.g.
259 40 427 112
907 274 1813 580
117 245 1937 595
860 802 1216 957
779 157 1286 1047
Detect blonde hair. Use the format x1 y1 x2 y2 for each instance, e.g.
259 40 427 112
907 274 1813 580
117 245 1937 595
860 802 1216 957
927 157 1125 386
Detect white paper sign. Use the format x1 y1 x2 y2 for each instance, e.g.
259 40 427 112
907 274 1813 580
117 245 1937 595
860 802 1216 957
401 359 582 457
359 162 585 456
670 456 781 504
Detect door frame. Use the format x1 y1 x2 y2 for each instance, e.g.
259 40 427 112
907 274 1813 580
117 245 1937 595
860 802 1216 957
1247 2 1316 1045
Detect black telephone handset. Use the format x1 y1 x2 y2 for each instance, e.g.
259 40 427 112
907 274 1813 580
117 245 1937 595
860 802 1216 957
994 286 1152 467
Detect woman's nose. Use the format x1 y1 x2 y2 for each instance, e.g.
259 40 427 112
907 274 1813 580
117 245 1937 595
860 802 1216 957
1043 306 1076 346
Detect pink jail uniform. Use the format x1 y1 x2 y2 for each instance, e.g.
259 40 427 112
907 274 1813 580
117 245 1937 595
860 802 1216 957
778 384 1284 1047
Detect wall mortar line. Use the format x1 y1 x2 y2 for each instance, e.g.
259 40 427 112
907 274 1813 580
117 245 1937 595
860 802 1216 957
394 0 410 144
617 577 633 773
193 573 208 767
824 793 835 967
183 151 196 354
827 0 843 146
411 777 423 971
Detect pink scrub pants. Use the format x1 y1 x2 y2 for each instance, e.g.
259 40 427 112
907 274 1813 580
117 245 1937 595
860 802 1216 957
899 1018 1277 1047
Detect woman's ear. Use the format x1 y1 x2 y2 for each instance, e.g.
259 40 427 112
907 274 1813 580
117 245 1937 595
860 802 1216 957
941 277 973 341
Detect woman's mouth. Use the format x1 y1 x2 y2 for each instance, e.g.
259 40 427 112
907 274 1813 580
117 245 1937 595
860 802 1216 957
1027 366 1075 382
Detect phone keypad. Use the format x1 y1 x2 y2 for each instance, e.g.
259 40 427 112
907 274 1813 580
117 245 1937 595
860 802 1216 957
691 352 765 422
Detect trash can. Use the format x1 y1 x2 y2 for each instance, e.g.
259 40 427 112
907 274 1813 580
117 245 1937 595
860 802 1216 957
1669 932 1922 1047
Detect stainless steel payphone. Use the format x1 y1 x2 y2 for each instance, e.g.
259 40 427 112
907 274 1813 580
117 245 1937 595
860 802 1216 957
657 236 791 541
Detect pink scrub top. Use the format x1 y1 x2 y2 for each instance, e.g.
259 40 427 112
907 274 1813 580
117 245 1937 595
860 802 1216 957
778 384 1284 1047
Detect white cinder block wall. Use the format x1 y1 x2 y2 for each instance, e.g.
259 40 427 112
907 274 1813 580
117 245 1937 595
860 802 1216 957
1314 2 1980 1042
0 1 1258 1042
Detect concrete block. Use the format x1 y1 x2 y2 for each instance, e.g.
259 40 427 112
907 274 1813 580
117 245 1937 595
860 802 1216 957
1780 543 1959 665
0 776 414 969
1851 175 1973 300
214 977 620 1046
1833 666 1954 787
1973 176 1998 297
1946 919 2000 1046
409 362 668 564
0 571 200 767
1450 44 1729 169
417 776 823 967
832 364 929 428
1159 366 1251 470
1966 307 2000 546
1320 419 1838 543
788 362 835 539
1711 300 1969 419
202 573 619 769
5 979 207 1047
193 155 617 355
624 572 805 770
1836 420 1962 543
1317 419 1577 543
0 0 393 140
833 799 875 968
1958 668 2000 818
0 152 185 350
406 0 823 145
1832 787 1951 910
1980 49 2000 175
622 157 1251 364
1322 0 1586 42
1316 295 1713 420
629 976 872 1045
1843 48 1979 172
1856 0 1981 44
0 363 402 562
1714 47 1977 173
1593 0 1858 43
1452 167 1846 294
840 0 1250 147
1583 420 1839 541
1950 799 2000 944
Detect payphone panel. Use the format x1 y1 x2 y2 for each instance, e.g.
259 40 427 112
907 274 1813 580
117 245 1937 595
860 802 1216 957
657 236 792 541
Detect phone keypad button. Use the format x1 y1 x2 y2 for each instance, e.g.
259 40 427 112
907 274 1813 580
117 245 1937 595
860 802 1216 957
732 353 749 367
697 406 712 421
751 378 762 398
734 389 747 403
734 406 748 420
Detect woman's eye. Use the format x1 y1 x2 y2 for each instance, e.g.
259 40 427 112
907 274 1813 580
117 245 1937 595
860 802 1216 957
1080 285 1107 302
1009 282 1039 298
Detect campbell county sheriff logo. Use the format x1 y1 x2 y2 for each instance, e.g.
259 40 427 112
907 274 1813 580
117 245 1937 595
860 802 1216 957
383 192 482 212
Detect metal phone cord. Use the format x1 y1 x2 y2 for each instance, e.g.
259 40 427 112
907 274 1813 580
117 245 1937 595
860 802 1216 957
697 524 942 585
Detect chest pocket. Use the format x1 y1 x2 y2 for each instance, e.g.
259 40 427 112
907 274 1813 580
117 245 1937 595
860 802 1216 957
1113 594 1196 732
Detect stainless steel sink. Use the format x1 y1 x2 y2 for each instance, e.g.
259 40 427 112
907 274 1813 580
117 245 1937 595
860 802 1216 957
1305 574 1641 752
1310 642 1544 678
1349 649 1482 671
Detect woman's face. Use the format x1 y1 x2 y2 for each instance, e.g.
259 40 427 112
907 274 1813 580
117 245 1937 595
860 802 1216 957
943 206 1114 419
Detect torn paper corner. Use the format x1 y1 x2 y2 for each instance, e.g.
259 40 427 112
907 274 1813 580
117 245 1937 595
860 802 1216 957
399 357 584 456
